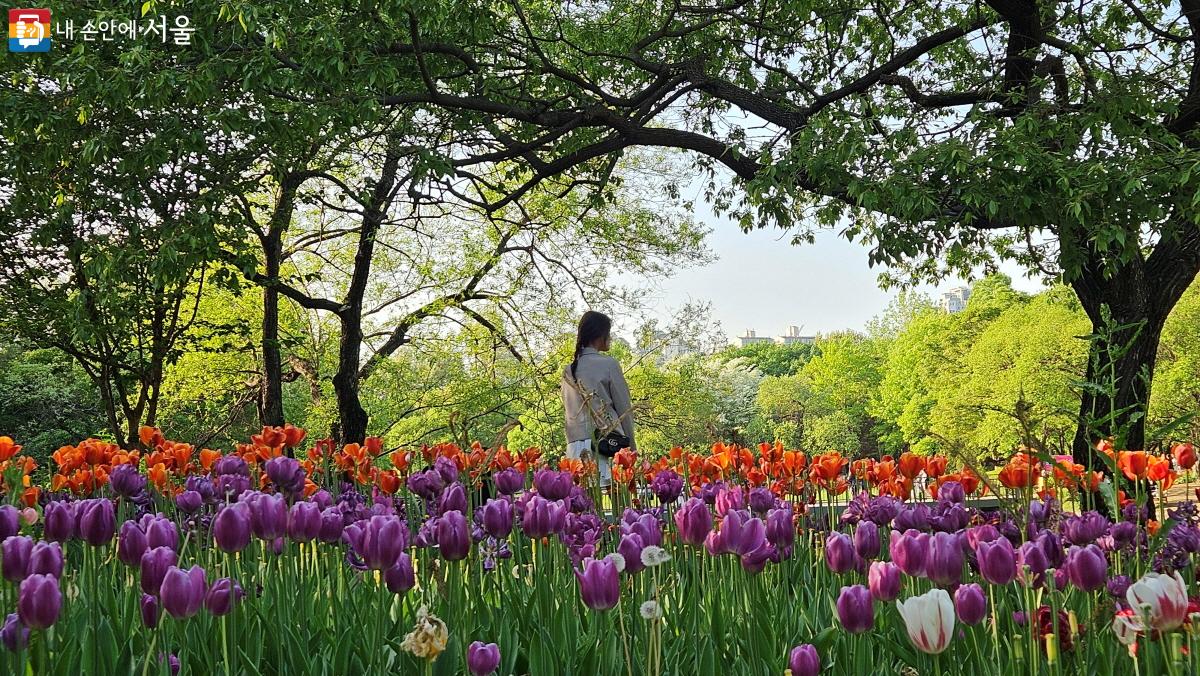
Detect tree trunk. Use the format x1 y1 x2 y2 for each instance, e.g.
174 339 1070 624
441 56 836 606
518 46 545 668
261 232 285 427
1069 233 1200 468
332 310 369 444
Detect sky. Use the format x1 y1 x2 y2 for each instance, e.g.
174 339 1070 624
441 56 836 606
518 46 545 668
622 206 1047 344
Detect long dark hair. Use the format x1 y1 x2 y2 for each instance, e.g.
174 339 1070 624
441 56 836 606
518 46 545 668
570 311 612 379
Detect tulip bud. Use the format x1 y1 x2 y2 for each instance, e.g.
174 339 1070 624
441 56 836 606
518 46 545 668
868 561 902 602
825 532 857 574
479 499 514 539
141 594 159 629
853 521 880 560
467 641 501 676
1 536 33 583
492 468 524 496
575 557 620 611
118 520 148 567
835 585 874 633
0 613 29 651
27 542 63 578
0 506 20 542
213 504 252 554
436 510 471 561
204 578 244 616
673 498 713 546
788 644 819 676
17 574 61 629
896 588 955 654
385 554 416 594
533 469 573 501
160 565 207 619
140 546 177 596
286 502 321 543
175 491 203 514
42 502 74 542
954 583 987 625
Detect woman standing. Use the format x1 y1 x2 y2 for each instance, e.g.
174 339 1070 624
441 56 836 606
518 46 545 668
561 311 636 490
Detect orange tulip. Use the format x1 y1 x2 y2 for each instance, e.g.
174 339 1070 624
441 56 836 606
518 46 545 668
281 424 307 449
376 469 401 494
0 437 21 462
200 449 222 473
998 459 1038 489
1118 451 1150 481
924 456 948 478
897 452 925 479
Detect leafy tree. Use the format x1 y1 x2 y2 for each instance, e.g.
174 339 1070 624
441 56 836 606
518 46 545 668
719 342 814 377
801 333 885 455
0 344 107 463
315 0 1200 462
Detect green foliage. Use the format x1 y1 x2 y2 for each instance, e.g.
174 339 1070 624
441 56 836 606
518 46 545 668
0 344 107 464
718 342 813 377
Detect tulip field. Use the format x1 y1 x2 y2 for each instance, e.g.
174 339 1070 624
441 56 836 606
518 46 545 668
0 430 1197 675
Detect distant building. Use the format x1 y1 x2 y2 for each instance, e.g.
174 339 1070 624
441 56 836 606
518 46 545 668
778 325 816 345
737 329 774 347
652 330 692 361
736 327 816 347
940 286 971 313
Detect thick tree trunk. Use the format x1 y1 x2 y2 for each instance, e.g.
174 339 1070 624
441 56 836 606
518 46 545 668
333 312 369 444
1070 232 1200 468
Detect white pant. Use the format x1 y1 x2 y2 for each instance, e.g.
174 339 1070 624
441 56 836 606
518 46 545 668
566 439 612 487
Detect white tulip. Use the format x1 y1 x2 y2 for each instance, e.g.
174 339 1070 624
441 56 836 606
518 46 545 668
896 588 955 654
1126 571 1189 632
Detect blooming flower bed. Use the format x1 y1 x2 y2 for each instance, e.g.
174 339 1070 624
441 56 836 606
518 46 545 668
0 429 1196 674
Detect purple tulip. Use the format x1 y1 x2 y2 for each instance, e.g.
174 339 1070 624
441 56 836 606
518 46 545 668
26 542 63 578
479 499 514 539
348 515 407 570
825 532 857 574
140 546 178 596
889 529 929 577
264 456 306 496
835 584 874 633
621 511 662 547
245 493 287 541
1017 540 1049 586
747 487 775 514
1110 521 1137 547
143 515 179 551
1 536 33 582
0 506 20 541
575 557 620 611
109 464 147 497
522 496 567 538
141 594 159 628
854 521 880 560
939 480 966 504
437 510 471 561
617 533 647 575
740 540 777 573
674 498 713 546
433 457 460 484
0 613 29 651
213 504 252 553
42 502 74 542
926 532 963 586
533 469 573 501
205 577 244 616
1107 574 1132 599
650 470 684 503
976 537 1017 586
17 574 60 629
467 641 501 676
1062 511 1109 546
714 487 746 517
965 524 1001 550
77 499 116 546
117 520 148 566
955 583 987 625
160 565 207 619
318 508 343 544
185 476 217 503
175 491 203 514
893 504 930 531
213 455 249 477
160 653 180 676
385 554 416 594
1036 530 1065 568
493 468 524 495
868 561 901 601
713 510 767 557
1064 544 1107 592
788 644 820 676
287 502 321 543
437 483 468 516
765 507 794 551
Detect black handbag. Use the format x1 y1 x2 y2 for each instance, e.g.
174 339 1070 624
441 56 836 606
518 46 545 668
594 430 630 458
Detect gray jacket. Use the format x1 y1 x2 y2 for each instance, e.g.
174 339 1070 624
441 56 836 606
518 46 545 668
561 347 636 448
